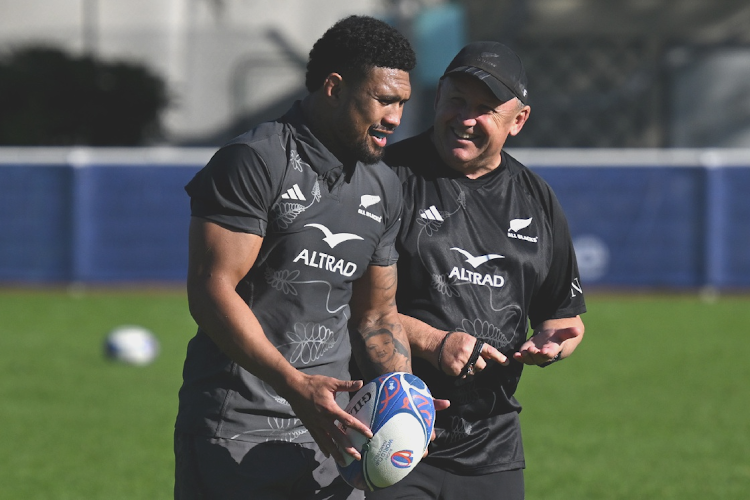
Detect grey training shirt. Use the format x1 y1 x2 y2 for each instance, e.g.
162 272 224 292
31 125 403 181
176 102 403 443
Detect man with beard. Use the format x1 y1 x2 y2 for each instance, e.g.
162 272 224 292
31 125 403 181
174 16 416 500
369 41 587 499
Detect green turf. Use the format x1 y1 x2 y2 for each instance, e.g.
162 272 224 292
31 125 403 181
1 289 748 498
0 288 195 500
518 293 750 499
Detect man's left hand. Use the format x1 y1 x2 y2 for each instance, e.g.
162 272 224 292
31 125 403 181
513 328 577 365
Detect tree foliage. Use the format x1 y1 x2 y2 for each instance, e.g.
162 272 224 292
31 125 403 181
0 47 169 146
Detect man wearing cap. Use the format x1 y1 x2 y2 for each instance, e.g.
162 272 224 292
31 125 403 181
367 42 587 499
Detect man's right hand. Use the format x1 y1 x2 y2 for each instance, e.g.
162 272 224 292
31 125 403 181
437 331 508 377
280 373 373 465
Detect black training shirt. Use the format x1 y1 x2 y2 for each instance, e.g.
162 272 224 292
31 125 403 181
385 129 586 474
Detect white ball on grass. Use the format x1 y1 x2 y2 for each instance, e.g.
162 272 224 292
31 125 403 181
104 325 159 365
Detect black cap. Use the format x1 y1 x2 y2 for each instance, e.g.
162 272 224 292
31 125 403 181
442 41 528 104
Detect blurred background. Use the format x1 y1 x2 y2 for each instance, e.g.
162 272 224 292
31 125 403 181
2 0 750 290
3 0 750 147
1 2 749 499
1 0 750 290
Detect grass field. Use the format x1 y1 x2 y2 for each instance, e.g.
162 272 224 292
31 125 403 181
1 288 748 499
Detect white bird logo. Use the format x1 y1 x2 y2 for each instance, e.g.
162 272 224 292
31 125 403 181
509 218 533 232
360 195 381 209
305 224 363 248
450 248 504 268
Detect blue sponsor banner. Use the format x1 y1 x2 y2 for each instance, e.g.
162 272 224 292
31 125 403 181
532 166 705 287
0 148 209 284
0 165 74 282
2 148 750 288
68 164 201 282
512 148 750 289
716 168 750 287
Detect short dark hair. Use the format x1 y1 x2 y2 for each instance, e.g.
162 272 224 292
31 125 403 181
305 15 416 92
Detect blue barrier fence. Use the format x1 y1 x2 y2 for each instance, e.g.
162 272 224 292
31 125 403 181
0 148 210 284
2 147 750 289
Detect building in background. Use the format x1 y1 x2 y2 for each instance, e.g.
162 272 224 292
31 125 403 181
1 0 749 147
0 0 383 144
460 0 750 148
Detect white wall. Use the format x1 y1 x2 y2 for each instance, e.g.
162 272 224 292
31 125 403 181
0 0 386 142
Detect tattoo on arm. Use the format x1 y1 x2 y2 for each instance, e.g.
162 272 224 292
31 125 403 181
354 325 411 381
349 264 411 381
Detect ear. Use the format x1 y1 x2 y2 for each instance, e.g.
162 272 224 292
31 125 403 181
322 73 345 105
509 105 530 137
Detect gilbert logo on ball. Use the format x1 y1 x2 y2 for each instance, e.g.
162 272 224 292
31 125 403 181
336 372 435 491
104 325 159 365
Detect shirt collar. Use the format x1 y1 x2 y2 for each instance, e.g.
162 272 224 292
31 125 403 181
281 101 345 178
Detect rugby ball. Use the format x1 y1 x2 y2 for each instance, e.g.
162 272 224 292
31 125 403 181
104 325 159 365
337 372 435 491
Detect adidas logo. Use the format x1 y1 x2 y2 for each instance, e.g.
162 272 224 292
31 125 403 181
281 184 306 201
420 205 443 221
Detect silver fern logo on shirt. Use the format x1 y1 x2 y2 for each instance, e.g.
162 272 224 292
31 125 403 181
358 195 382 223
448 247 506 288
508 218 538 243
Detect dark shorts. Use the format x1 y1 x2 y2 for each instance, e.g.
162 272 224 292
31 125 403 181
364 461 524 500
174 431 364 500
